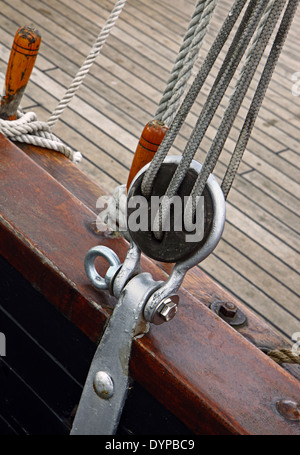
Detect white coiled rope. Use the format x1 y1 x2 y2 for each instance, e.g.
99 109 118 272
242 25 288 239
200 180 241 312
0 0 127 162
0 110 82 162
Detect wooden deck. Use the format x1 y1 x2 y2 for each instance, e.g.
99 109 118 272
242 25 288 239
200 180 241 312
0 0 299 343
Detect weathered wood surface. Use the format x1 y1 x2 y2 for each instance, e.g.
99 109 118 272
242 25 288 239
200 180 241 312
19 140 300 386
0 0 298 342
0 135 299 434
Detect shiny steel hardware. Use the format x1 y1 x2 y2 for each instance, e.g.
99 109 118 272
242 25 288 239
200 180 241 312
71 158 226 435
126 156 223 263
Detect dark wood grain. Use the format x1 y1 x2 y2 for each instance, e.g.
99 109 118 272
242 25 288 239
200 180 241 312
0 136 299 435
19 141 300 378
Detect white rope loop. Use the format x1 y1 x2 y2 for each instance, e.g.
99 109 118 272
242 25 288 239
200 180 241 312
187 0 287 216
0 111 82 162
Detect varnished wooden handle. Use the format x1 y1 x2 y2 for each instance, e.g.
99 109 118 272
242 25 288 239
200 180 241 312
0 26 41 120
127 119 168 191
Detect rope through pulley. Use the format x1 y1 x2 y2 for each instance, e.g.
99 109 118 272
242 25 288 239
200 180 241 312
126 0 219 190
138 0 299 240
154 0 218 126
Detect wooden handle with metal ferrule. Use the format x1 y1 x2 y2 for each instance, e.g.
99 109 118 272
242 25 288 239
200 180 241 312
127 119 168 191
0 25 41 120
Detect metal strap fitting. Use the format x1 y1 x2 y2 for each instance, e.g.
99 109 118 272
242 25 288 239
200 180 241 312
71 158 226 435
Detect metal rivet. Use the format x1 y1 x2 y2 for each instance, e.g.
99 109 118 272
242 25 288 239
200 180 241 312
93 371 114 399
276 400 300 421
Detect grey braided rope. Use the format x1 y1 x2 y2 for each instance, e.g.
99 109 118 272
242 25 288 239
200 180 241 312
47 0 127 130
141 0 248 199
160 0 263 198
221 0 300 197
155 0 207 122
155 0 218 126
151 0 267 238
187 0 286 219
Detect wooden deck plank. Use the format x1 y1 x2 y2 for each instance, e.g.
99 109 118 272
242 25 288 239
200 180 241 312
242 170 299 215
279 149 300 166
0 0 299 344
0 2 292 171
200 254 300 338
226 204 299 271
220 221 300 294
214 239 299 318
240 151 300 197
233 175 300 234
227 189 300 252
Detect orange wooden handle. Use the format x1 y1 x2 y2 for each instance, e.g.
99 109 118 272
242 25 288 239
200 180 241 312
0 26 41 120
127 119 168 191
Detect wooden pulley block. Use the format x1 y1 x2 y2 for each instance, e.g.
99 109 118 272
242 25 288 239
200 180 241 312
126 157 225 263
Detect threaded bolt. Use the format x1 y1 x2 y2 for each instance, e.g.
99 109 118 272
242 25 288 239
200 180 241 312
153 297 179 325
219 302 238 319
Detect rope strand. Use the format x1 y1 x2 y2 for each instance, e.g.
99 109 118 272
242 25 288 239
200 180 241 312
151 0 267 238
221 0 300 197
142 0 298 240
47 0 127 130
188 0 285 219
267 348 300 365
155 0 218 126
141 0 248 199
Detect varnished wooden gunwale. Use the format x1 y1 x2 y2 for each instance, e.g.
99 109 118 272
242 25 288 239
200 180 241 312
0 135 299 435
1 0 298 342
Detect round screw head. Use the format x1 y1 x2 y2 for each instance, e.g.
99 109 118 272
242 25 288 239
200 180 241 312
93 371 114 399
276 400 300 421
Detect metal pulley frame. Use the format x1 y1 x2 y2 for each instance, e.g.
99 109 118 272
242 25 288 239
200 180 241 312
70 158 226 435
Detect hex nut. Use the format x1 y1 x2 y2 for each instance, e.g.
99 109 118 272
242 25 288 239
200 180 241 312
153 297 179 325
219 302 238 319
